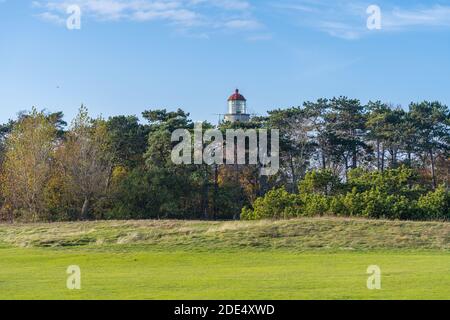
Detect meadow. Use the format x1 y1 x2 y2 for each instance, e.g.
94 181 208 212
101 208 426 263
0 218 449 300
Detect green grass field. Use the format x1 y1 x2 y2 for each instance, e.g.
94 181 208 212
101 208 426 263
0 218 449 300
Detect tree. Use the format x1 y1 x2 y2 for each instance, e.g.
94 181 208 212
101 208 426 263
366 101 390 171
409 101 449 188
56 106 113 219
268 107 315 192
305 97 368 179
106 115 148 169
1 109 57 222
141 108 200 218
303 98 329 170
326 97 367 172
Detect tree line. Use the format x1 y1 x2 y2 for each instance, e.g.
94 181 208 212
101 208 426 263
0 97 448 223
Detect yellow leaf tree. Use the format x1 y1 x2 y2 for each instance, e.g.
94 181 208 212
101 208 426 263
2 109 57 222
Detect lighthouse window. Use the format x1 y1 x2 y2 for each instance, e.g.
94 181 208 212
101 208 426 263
237 102 245 114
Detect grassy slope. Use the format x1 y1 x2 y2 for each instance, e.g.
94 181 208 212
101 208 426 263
0 218 449 300
0 217 448 251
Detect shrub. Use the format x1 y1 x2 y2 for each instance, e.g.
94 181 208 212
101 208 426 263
347 166 423 198
337 188 367 217
243 169 448 221
241 187 303 220
299 170 341 195
331 187 418 220
299 193 331 216
418 185 450 220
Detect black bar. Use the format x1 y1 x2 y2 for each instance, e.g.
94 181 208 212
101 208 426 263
1 300 447 319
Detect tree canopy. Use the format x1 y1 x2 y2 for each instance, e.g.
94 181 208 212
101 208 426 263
0 98 448 222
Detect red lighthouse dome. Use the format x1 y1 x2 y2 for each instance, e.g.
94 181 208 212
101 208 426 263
225 89 250 123
228 89 246 102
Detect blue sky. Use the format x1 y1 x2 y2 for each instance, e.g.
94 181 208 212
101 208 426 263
1 0 450 124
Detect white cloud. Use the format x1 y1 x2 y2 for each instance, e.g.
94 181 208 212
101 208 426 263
189 0 250 11
223 19 261 30
318 21 362 40
26 0 450 40
32 0 262 36
246 33 273 41
385 5 450 29
35 11 66 25
273 1 450 40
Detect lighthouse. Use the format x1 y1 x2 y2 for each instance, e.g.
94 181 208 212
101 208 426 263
224 89 250 123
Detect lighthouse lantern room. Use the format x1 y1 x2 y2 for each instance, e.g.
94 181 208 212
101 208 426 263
224 89 250 123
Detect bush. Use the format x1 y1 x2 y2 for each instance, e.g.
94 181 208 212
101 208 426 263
335 188 366 217
329 187 418 220
243 169 448 221
299 193 331 216
241 187 303 220
418 185 450 220
299 170 341 195
347 166 424 198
